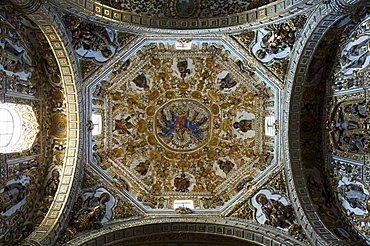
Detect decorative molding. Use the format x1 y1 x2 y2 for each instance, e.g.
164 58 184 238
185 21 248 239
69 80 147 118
326 0 361 14
20 3 83 246
51 0 320 34
65 217 306 246
9 0 46 14
282 2 360 246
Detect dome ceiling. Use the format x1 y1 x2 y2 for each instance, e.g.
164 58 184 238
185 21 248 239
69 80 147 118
54 0 311 32
89 38 281 211
99 0 274 18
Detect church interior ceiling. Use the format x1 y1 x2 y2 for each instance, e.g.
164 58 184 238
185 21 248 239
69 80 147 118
0 0 370 245
299 8 370 245
0 10 68 244
326 11 370 243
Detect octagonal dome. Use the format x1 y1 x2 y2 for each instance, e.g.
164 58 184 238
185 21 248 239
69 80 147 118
87 38 282 212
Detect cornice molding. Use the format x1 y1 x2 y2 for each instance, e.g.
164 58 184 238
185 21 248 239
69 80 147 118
50 0 320 35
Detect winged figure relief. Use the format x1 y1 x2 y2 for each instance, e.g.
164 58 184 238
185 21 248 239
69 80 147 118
158 108 208 141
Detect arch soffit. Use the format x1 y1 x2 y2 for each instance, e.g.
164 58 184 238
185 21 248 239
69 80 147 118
65 217 307 246
283 1 369 245
17 3 83 246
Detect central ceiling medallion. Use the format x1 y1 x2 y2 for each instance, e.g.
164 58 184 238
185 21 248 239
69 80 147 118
155 99 212 152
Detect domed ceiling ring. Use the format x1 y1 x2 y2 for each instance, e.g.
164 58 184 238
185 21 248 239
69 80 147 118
53 0 318 34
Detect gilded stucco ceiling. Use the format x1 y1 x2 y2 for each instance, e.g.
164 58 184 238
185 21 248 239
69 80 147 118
89 39 280 210
99 0 275 18
1 0 370 246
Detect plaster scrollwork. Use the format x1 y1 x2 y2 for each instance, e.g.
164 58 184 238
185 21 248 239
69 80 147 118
251 15 307 64
62 14 118 62
326 0 362 14
56 168 142 244
60 13 138 80
233 15 308 81
6 1 84 245
60 188 115 242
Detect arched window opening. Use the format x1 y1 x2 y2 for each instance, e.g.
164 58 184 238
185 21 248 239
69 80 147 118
0 108 15 147
0 103 39 154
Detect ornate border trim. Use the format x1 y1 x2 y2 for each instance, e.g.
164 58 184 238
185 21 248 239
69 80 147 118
21 4 83 245
283 3 347 246
65 217 306 246
52 0 319 34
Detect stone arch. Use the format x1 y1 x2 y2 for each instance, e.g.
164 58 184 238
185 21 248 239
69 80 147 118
283 0 369 245
65 217 307 246
6 1 84 245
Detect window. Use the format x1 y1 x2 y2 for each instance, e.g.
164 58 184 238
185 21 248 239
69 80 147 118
173 200 194 209
265 116 276 137
0 108 15 147
175 41 192 50
0 103 39 153
91 113 102 136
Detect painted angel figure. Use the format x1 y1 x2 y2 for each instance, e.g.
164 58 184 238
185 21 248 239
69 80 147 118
159 109 206 140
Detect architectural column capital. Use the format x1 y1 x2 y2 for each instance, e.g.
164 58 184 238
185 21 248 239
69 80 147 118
324 0 361 14
9 0 47 14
